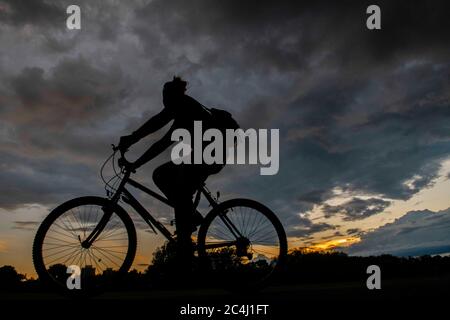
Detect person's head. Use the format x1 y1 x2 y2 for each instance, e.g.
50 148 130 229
163 76 187 107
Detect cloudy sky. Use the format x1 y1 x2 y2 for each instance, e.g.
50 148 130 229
0 0 450 275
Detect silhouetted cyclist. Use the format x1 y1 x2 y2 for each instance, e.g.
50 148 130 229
118 77 229 275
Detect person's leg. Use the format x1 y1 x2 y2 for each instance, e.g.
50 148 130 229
152 162 176 201
153 163 198 276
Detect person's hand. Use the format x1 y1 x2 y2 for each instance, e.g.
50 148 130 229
117 157 137 173
118 134 136 152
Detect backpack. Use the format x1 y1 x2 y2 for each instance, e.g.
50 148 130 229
200 104 240 170
201 104 240 133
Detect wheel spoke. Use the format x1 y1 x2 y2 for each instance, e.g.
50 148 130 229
35 200 135 292
200 202 286 288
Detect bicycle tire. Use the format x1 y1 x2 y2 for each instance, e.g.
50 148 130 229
32 196 137 297
197 198 287 291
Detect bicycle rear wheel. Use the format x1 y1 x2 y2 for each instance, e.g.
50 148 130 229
33 196 137 297
197 199 287 291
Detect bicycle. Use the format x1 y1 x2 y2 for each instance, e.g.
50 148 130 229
33 145 287 296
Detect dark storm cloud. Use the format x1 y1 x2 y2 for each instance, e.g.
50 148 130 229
283 60 450 198
133 0 450 73
322 231 344 240
286 217 336 238
2 55 132 154
298 189 333 204
7 56 130 127
128 0 450 237
132 0 450 192
12 220 39 231
346 228 362 236
322 197 391 221
0 0 64 27
346 208 450 256
0 150 100 209
0 0 449 247
0 55 133 209
41 35 78 54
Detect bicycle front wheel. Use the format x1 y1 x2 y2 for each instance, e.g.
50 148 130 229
197 199 287 291
33 196 137 296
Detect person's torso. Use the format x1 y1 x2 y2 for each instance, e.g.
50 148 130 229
166 95 224 173
170 95 209 133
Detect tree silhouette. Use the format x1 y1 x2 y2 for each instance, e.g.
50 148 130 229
144 241 179 287
0 265 26 290
3 248 450 292
47 264 68 284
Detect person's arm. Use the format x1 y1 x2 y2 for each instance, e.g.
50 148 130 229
134 125 175 169
119 108 173 149
132 108 173 140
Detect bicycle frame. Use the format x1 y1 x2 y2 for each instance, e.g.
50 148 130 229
83 166 244 250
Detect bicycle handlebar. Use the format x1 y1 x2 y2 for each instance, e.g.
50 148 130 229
111 144 134 172
111 144 125 155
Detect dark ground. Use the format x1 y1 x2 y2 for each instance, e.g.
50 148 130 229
1 275 449 319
